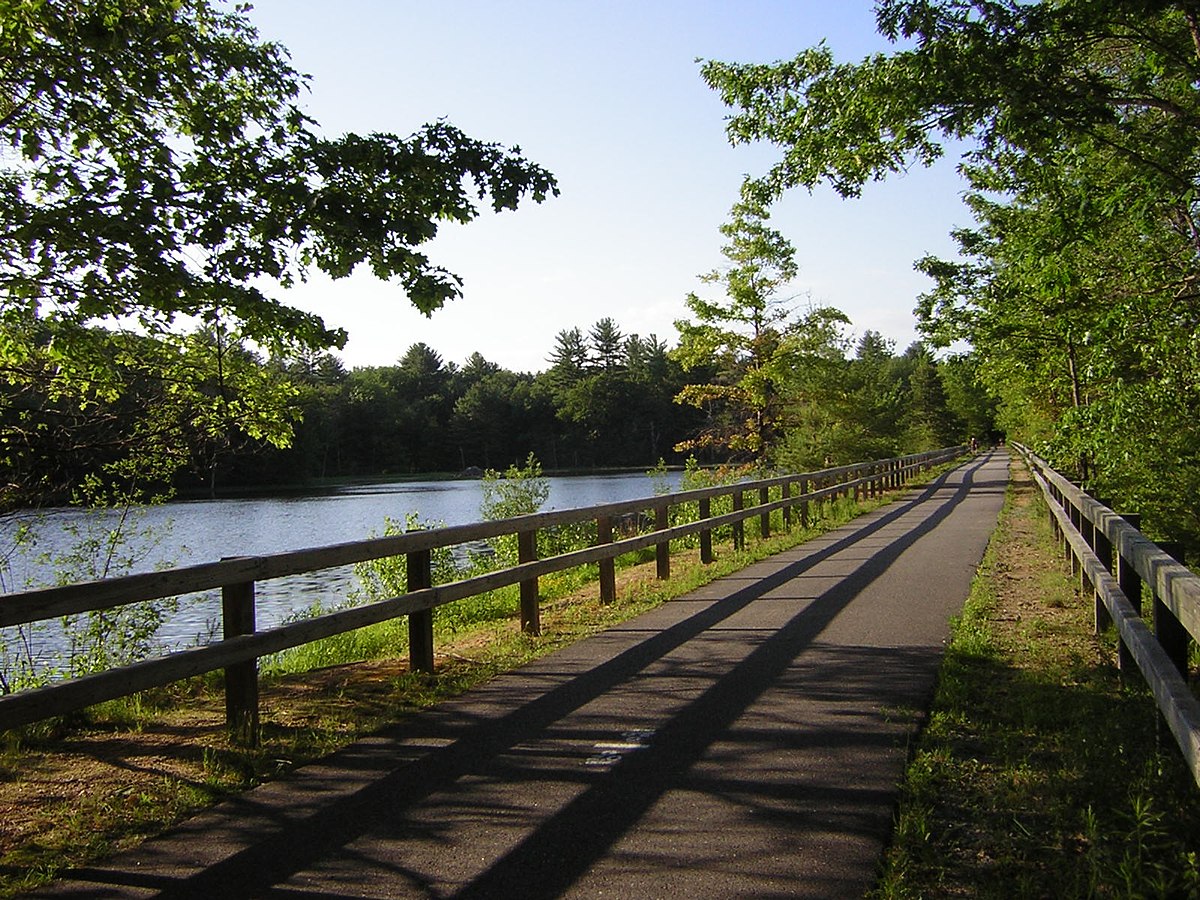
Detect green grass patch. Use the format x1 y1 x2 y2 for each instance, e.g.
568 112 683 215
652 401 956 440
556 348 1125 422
873 462 1200 899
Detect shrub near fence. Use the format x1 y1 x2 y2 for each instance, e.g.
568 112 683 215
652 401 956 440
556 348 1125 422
0 448 964 745
1013 443 1200 790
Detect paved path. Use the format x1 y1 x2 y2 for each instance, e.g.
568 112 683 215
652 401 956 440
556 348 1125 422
41 451 1008 899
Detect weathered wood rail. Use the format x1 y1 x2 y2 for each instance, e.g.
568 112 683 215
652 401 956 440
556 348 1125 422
1014 443 1200 789
0 448 964 744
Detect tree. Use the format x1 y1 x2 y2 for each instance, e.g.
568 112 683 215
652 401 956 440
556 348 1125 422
271 350 349 483
452 369 548 470
673 200 845 464
701 0 1200 548
546 328 589 387
0 1 557 509
781 330 903 468
390 344 454 471
901 346 959 452
939 353 999 446
460 352 501 386
0 320 300 506
2 1 557 350
623 334 694 463
702 2 1200 215
589 318 625 371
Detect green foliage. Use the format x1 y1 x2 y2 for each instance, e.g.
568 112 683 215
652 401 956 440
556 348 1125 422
1 321 302 508
0 505 178 692
480 453 550 522
50 507 179 680
544 325 693 468
480 453 550 566
0 0 558 349
351 514 460 605
703 0 1200 551
589 318 624 371
0 0 557 511
900 349 959 452
647 458 672 496
674 200 851 464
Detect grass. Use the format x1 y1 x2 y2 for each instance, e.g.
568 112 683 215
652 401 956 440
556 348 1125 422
872 459 1200 899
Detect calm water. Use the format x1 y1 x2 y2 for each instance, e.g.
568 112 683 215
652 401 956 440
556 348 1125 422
0 471 681 664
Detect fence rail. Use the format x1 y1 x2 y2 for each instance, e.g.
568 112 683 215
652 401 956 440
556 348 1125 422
1013 443 1200 789
0 448 965 743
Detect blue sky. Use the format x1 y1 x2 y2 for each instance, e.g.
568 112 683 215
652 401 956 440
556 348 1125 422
245 1 972 373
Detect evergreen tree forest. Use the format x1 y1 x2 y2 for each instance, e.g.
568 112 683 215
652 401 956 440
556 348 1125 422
11 319 981 503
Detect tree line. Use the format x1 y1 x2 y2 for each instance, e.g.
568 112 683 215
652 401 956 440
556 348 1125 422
0 310 993 507
174 317 992 497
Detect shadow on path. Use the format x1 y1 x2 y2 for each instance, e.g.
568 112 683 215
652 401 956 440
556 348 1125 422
49 453 1005 899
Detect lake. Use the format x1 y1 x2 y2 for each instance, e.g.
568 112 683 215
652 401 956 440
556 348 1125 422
0 471 682 666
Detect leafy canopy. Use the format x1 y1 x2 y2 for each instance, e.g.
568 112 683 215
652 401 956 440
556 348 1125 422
0 0 558 508
703 0 1200 547
0 0 559 354
702 0 1200 210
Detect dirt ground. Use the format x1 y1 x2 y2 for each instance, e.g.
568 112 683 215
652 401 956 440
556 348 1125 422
986 461 1112 668
0 657 405 866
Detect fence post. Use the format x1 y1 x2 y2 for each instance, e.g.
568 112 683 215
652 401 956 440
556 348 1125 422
759 486 770 539
1116 513 1143 675
1093 500 1114 633
1048 483 1063 546
1154 541 1190 677
1079 497 1098 597
732 490 745 551
699 497 713 564
597 515 616 603
222 576 258 747
1118 514 1143 612
407 548 434 674
782 480 792 529
519 530 540 634
799 477 809 528
655 502 670 580
1066 486 1082 572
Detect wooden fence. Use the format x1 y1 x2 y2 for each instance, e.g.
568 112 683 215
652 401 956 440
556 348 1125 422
0 448 964 744
1013 443 1200 789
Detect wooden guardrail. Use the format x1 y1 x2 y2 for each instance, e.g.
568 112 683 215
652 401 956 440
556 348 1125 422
1013 443 1200 789
0 448 965 744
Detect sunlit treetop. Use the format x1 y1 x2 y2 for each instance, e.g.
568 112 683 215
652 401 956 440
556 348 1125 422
701 0 1200 209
